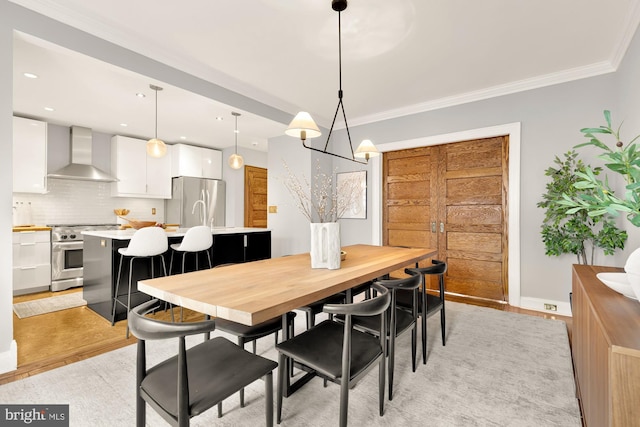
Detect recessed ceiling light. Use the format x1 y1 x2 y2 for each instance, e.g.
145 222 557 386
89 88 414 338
23 72 38 79
120 123 128 127
215 117 223 121
44 107 54 111
180 136 187 140
136 92 146 98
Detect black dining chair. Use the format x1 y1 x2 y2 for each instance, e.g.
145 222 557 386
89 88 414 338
351 273 421 400
212 312 297 417
298 281 373 329
401 259 447 365
276 283 391 427
128 299 278 427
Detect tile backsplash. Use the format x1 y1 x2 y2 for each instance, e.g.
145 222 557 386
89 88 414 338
13 179 165 226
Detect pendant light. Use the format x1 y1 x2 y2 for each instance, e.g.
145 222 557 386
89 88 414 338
228 112 244 169
285 0 379 164
146 84 167 158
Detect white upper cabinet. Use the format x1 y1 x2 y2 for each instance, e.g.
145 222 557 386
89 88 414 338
111 135 171 198
171 143 222 179
13 116 47 193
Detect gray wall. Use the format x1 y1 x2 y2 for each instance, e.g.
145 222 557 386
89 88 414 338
222 146 267 228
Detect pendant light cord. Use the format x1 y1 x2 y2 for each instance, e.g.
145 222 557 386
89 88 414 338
154 88 158 139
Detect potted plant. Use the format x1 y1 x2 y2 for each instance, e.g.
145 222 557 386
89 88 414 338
538 150 627 264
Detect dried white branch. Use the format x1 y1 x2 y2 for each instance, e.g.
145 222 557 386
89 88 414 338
283 159 365 223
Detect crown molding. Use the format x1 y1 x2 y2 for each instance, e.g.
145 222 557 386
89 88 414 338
609 0 640 68
348 60 616 128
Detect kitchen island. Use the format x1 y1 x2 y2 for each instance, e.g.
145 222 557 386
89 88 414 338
82 227 271 322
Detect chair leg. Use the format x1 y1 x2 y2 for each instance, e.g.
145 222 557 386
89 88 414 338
276 353 286 424
411 323 417 372
204 314 211 341
206 251 212 269
217 402 222 418
339 373 349 427
441 307 446 345
379 355 385 417
111 254 124 326
125 257 139 339
422 313 427 365
388 333 395 401
265 372 274 427
169 251 175 275
237 337 246 407
305 312 312 330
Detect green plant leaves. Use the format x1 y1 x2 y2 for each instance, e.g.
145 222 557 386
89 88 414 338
539 109 634 263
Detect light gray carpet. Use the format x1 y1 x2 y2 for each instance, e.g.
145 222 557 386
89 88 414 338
12 293 86 319
0 302 581 426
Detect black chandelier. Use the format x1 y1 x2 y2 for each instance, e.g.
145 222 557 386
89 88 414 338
285 0 379 164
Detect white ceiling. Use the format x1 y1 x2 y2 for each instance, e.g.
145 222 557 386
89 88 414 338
10 0 640 152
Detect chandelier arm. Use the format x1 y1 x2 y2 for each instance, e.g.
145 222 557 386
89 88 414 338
324 98 344 152
339 100 356 158
302 140 367 165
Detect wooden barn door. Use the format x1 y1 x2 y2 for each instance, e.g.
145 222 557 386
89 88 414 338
244 166 268 228
383 136 509 303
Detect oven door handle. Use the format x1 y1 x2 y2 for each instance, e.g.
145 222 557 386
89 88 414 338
52 241 84 250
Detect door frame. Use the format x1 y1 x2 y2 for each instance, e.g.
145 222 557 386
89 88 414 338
370 122 521 307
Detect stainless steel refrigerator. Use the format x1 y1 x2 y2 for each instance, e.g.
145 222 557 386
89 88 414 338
166 177 226 228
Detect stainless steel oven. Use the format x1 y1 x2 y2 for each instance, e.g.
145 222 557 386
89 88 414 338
50 224 119 291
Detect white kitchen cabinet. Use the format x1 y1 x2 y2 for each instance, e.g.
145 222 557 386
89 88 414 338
12 230 51 295
171 143 222 179
13 116 48 193
111 135 171 198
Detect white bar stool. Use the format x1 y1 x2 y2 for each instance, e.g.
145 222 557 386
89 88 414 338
111 226 168 338
169 225 213 274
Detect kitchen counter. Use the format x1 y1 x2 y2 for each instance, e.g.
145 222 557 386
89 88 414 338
82 226 269 240
13 226 51 232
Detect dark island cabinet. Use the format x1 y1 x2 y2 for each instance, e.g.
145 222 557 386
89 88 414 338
83 230 271 323
213 231 271 265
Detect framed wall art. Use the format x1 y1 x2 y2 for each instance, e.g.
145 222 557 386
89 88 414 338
336 170 367 219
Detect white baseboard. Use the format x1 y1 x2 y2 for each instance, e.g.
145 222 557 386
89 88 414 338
519 296 572 317
0 340 18 374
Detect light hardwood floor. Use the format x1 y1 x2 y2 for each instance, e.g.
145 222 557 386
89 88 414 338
0 289 572 386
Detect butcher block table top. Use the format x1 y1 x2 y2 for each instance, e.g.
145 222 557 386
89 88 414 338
139 244 436 326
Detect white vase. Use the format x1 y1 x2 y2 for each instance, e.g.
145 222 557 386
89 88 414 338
310 222 341 270
624 248 640 301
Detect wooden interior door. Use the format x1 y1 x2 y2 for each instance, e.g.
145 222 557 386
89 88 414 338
382 146 438 277
244 166 268 228
382 136 509 303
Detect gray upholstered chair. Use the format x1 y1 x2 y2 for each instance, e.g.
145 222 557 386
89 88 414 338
128 299 278 427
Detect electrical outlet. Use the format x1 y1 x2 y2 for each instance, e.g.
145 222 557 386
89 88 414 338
268 205 277 213
544 303 557 311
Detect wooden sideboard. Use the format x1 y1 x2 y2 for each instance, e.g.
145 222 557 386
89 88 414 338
572 265 640 427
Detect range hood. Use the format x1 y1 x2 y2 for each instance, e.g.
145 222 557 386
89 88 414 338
48 126 117 182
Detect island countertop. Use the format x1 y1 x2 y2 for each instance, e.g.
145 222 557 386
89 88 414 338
82 227 270 240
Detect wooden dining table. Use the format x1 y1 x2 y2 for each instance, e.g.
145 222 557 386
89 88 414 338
138 244 436 326
138 243 437 395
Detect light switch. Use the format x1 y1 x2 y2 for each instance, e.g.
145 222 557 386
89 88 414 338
268 205 278 213
152 208 156 215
